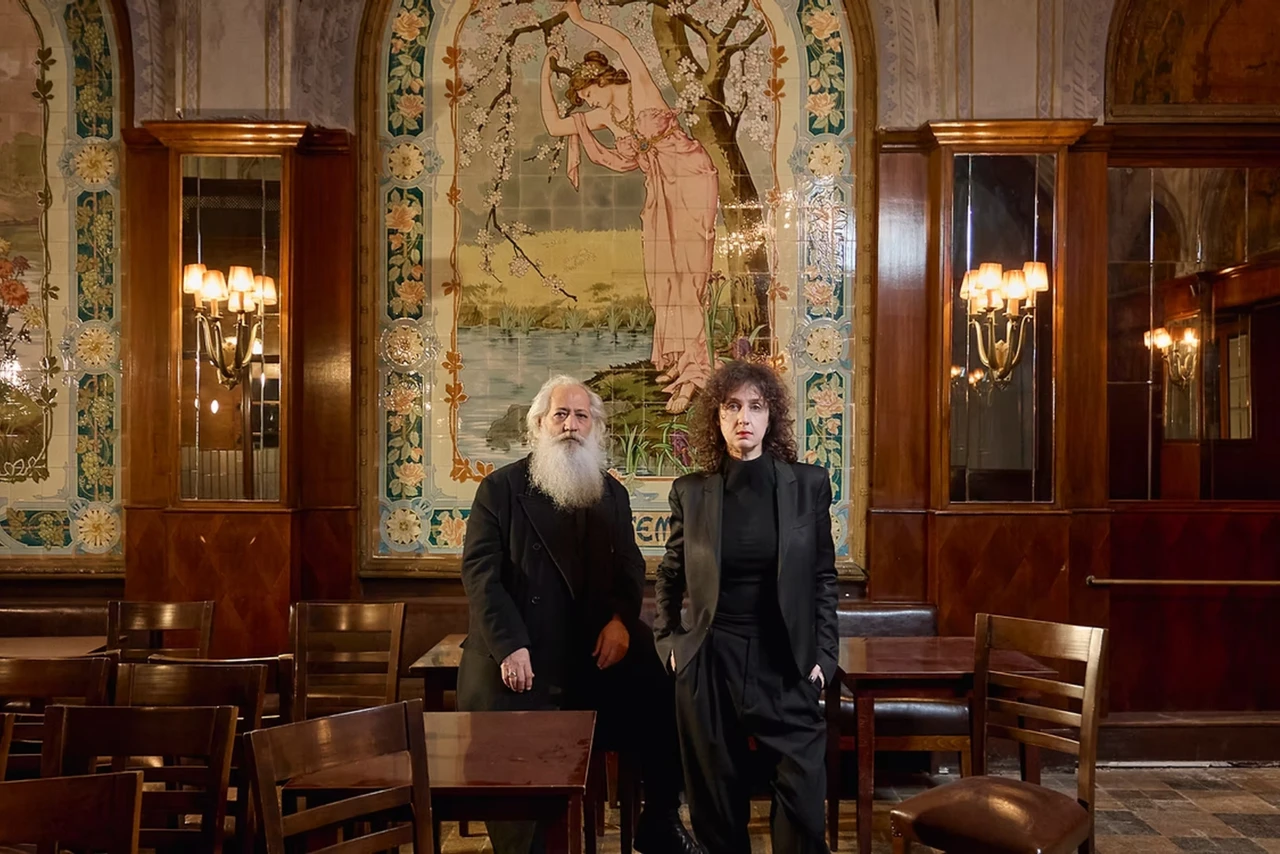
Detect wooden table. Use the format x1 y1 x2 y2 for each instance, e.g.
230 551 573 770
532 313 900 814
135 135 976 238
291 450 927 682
408 633 465 711
828 636 1058 854
287 710 594 854
0 636 106 658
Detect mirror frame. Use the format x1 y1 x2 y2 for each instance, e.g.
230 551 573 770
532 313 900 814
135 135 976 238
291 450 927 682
145 121 305 507
927 120 1093 509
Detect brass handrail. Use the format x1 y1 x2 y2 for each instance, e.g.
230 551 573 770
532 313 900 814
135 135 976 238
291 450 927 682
1086 575 1280 588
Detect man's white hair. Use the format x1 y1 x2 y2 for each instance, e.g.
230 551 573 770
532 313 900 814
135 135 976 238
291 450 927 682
526 374 607 436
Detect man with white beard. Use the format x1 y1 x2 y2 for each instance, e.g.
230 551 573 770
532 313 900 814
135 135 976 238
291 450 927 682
457 376 700 854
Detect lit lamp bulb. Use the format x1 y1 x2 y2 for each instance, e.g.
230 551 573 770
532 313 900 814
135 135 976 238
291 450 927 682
977 263 1003 292
254 275 278 306
182 263 206 295
1182 327 1198 347
968 367 986 387
950 365 964 380
1155 328 1172 350
228 265 255 293
1002 270 1028 316
201 269 227 315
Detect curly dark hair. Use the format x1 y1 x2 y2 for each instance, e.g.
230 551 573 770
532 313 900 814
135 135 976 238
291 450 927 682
688 361 797 473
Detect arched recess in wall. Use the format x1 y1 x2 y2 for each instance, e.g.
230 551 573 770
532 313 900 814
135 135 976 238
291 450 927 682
0 0 130 567
354 0 876 575
1107 0 1280 121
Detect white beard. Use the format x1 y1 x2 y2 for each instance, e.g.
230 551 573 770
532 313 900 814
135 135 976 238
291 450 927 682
529 431 606 510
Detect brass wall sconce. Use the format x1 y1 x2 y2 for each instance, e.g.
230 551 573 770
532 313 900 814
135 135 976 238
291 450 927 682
182 263 278 389
1144 325 1198 387
959 260 1049 387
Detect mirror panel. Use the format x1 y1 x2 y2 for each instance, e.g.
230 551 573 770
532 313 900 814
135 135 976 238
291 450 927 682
178 155 283 501
1107 166 1280 500
949 153 1056 503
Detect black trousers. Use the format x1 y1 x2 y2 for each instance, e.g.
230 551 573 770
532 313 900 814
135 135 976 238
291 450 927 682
457 623 683 854
675 626 829 854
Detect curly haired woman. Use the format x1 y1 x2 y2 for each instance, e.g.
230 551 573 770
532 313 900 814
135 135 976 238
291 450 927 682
654 360 837 854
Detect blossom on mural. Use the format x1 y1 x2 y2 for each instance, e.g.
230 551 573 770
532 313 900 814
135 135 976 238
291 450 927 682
74 326 115 368
804 326 842 364
75 506 118 550
809 384 844 418
72 143 115 185
386 142 425 180
382 324 426 367
396 460 426 489
384 380 420 415
807 140 844 177
436 511 466 548
806 9 841 40
804 374 844 472
385 507 422 546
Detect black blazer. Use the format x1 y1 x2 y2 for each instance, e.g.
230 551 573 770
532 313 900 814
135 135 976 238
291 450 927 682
459 457 645 685
653 455 839 686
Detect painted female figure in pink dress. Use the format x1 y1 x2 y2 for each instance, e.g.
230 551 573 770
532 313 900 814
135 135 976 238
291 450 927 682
540 0 719 414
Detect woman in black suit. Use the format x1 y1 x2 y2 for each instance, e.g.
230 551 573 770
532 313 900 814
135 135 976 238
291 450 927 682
655 360 837 854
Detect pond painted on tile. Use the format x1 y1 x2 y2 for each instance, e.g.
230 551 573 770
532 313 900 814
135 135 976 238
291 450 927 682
456 326 652 466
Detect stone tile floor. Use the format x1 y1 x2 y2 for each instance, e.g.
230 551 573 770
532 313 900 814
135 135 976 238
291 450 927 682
434 765 1280 852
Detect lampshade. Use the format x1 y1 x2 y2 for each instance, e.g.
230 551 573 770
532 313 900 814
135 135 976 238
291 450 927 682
959 270 973 300
986 288 1004 311
254 275 278 306
1023 261 1050 292
227 291 243 314
977 263 1003 292
242 293 256 313
1003 269 1029 301
201 269 227 303
228 266 255 293
1153 327 1172 350
1182 327 1198 345
182 263 206 295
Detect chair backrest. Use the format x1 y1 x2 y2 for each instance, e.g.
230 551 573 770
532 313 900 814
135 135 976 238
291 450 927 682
0 656 114 779
291 601 405 720
973 613 1108 815
43 704 238 854
0 713 12 779
149 653 295 726
0 602 109 637
0 771 143 853
836 603 938 638
107 600 215 661
245 699 433 854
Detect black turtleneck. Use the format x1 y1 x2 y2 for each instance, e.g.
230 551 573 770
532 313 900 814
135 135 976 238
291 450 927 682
714 453 781 635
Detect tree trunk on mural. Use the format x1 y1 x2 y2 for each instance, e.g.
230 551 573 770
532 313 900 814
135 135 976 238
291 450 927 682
651 5 772 345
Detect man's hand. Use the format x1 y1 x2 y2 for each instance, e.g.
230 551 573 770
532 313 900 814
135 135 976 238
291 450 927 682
501 648 534 692
808 664 824 689
593 616 630 669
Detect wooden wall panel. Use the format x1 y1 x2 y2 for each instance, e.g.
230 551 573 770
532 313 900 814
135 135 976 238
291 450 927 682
1061 151 1110 508
867 511 927 600
1108 507 1280 712
871 149 930 511
931 513 1071 635
300 509 358 600
163 510 297 658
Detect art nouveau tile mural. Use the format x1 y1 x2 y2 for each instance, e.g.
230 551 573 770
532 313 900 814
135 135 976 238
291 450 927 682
369 0 862 566
0 0 121 559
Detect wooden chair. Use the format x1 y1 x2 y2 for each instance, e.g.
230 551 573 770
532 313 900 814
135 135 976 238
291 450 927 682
0 602 109 637
107 600 215 662
889 614 1108 854
149 653 295 726
0 656 114 779
115 662 267 854
0 771 144 853
245 699 433 854
42 704 238 854
291 601 405 720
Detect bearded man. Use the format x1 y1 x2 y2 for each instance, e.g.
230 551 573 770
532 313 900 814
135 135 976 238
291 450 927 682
457 375 699 854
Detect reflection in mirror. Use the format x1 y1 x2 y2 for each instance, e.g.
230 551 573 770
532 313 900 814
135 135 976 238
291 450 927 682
949 154 1055 502
1108 167 1280 499
179 156 282 500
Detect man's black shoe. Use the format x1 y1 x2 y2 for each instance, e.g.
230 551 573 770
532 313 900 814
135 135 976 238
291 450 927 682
633 808 704 854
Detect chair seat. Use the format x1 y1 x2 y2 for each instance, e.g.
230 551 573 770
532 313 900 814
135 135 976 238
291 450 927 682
890 776 1090 854
820 698 970 737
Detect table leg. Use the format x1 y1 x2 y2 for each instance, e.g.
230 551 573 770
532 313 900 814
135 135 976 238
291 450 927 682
545 796 573 854
570 793 583 854
826 676 841 852
856 690 875 854
423 671 446 713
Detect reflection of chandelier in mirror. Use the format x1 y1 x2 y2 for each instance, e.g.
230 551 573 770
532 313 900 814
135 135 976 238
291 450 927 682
1144 325 1198 387
959 260 1049 387
182 263 276 389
